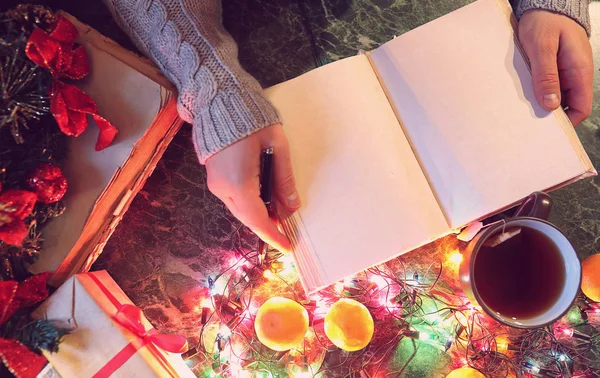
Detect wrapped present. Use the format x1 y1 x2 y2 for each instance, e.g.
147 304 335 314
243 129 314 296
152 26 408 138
37 364 62 378
33 270 194 378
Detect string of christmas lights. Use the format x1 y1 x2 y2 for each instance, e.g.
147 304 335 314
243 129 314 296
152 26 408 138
182 247 600 377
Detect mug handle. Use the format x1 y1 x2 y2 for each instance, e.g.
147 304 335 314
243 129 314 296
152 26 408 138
513 191 552 220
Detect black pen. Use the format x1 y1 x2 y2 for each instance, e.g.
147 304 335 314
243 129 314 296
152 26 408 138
258 147 274 266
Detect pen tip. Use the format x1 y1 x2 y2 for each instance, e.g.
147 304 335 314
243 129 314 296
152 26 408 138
265 147 274 154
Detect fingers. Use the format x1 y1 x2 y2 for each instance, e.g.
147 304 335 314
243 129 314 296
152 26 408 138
229 188 292 253
558 42 594 126
213 181 292 253
565 104 591 127
519 10 593 126
205 124 295 253
563 75 593 126
524 37 562 111
271 137 301 212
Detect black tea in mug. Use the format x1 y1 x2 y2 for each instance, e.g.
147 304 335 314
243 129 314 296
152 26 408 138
460 192 581 328
473 226 566 320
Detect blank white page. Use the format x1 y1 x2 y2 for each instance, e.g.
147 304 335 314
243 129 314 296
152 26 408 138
370 0 593 228
266 55 448 291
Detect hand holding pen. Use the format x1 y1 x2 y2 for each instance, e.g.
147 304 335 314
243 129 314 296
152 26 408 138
205 125 300 254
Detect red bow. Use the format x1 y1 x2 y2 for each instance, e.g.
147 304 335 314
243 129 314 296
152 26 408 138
0 273 51 378
113 304 188 353
25 16 117 150
86 273 188 378
0 187 38 247
91 304 188 377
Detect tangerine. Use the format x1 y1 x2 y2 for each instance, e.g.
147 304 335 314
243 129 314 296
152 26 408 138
445 367 486 378
582 254 600 302
324 298 374 352
254 297 309 351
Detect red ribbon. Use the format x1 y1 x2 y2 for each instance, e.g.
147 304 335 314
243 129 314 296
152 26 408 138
86 273 188 378
25 16 118 150
0 273 51 378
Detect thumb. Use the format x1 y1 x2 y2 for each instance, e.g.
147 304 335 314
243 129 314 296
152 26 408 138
525 40 561 110
273 141 301 212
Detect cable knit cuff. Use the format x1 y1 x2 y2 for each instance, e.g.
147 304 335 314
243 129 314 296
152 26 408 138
191 88 280 163
516 0 591 36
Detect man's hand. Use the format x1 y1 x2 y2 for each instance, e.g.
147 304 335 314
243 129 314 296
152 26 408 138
206 124 300 252
519 10 593 126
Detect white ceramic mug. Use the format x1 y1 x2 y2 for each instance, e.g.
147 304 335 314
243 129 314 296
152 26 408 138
459 192 581 328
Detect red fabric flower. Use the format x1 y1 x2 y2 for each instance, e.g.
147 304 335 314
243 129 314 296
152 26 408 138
25 163 68 204
0 273 51 378
0 190 37 246
25 16 118 150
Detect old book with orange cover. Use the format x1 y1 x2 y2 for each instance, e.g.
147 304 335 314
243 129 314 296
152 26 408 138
31 13 184 286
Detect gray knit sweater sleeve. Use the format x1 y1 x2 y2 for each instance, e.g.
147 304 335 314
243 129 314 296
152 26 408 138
104 0 280 163
105 0 590 165
516 0 591 35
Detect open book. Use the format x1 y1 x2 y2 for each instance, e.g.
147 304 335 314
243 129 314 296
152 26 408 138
31 14 184 286
266 0 596 293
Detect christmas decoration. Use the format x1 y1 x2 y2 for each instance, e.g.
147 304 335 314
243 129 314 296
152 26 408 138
186 244 600 377
324 298 374 352
0 189 37 246
0 5 119 377
24 15 118 151
33 271 193 378
445 367 486 378
0 5 52 145
0 5 73 281
581 253 600 302
1 5 118 268
254 297 309 351
25 163 67 204
0 272 67 378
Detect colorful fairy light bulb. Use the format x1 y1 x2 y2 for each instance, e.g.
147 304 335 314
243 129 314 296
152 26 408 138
254 372 273 378
314 298 330 315
219 324 232 338
566 307 582 324
370 274 389 288
280 253 295 269
292 372 312 378
385 297 400 312
557 354 568 362
209 277 228 296
263 269 276 280
495 335 509 354
447 250 463 268
334 281 344 293
418 332 438 341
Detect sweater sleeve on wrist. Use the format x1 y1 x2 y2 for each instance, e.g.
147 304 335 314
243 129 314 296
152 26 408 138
104 0 281 163
515 0 591 36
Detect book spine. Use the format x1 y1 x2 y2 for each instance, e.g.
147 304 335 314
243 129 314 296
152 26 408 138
365 51 452 227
